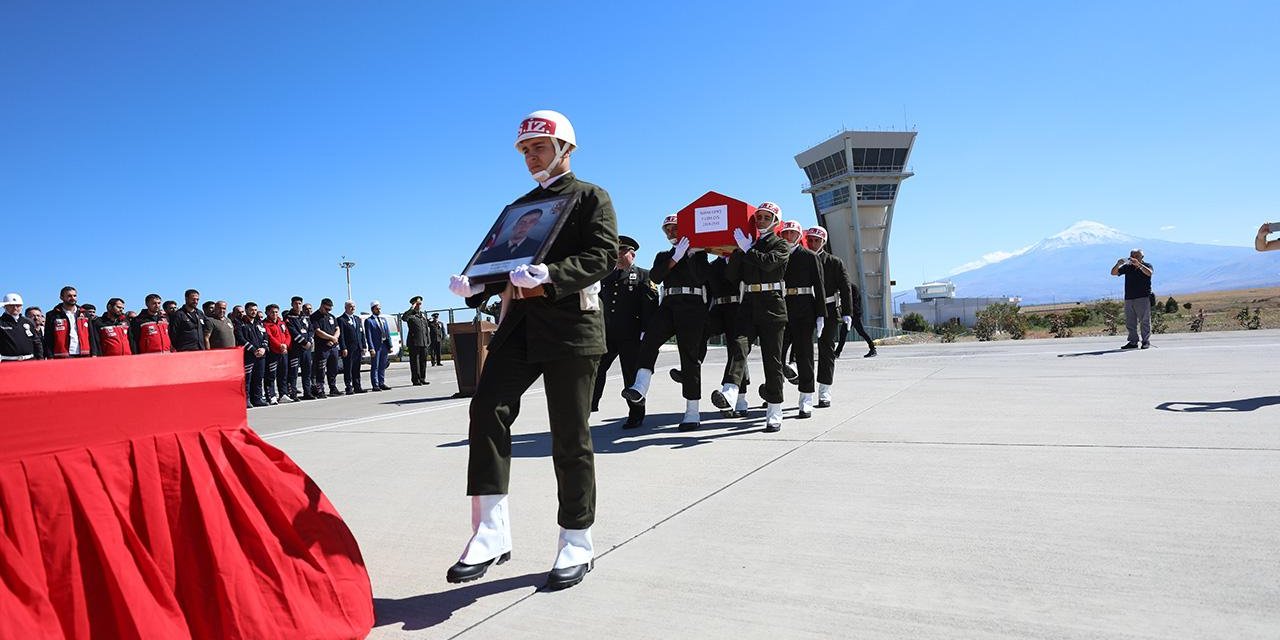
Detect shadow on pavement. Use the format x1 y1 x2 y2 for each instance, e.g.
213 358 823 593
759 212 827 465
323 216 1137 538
1057 348 1136 358
372 572 544 631
437 411 766 457
380 395 459 406
1155 396 1280 412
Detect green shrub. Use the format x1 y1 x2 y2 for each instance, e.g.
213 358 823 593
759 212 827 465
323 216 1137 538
1047 313 1073 338
1091 300 1122 336
1236 307 1262 330
1152 312 1168 334
901 312 929 333
939 319 963 343
1164 296 1178 314
1065 307 1092 327
1182 302 1192 310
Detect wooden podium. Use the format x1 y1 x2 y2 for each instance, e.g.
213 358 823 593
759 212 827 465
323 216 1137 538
449 320 497 397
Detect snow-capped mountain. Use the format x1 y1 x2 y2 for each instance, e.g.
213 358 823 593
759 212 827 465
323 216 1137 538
922 222 1280 304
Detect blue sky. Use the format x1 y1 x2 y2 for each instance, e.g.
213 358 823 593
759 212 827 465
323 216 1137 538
3 1 1277 313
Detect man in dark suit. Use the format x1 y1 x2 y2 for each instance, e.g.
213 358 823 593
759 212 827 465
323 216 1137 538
364 301 393 391
480 209 544 262
338 300 367 394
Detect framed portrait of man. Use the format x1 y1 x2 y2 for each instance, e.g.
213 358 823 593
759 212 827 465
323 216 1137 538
461 192 582 284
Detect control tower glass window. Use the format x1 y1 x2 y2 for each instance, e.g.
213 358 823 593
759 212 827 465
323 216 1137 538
814 186 850 211
855 184 898 201
851 148 908 172
804 151 847 185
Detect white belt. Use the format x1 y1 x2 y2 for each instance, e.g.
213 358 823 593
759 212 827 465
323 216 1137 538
744 282 784 293
825 295 839 304
786 286 816 296
711 295 739 305
664 286 705 296
0 354 35 362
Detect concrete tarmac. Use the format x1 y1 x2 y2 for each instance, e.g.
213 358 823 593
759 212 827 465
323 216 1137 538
249 330 1280 639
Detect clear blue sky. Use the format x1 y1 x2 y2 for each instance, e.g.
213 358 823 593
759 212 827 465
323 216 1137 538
3 1 1277 314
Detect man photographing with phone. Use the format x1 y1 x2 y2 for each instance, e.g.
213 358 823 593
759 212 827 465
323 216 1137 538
1110 249 1155 350
1256 222 1280 252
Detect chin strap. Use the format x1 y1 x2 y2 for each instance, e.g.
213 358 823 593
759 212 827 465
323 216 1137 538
532 138 568 183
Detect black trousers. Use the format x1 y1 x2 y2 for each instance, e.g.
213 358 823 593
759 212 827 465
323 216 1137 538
243 356 265 403
731 314 786 404
288 348 312 397
266 351 288 400
342 349 363 391
708 303 749 387
592 337 641 410
785 299 818 393
467 321 599 530
849 314 875 349
637 298 708 400
429 341 443 365
409 345 429 383
314 344 340 391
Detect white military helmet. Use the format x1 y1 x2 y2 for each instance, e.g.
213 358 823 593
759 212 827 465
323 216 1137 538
662 214 679 228
2 292 22 307
515 110 577 183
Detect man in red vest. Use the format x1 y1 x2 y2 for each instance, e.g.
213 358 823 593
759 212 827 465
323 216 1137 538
129 293 173 355
44 285 95 358
93 297 133 356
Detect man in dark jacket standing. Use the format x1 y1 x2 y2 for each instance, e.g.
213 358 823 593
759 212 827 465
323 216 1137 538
169 289 208 352
445 110 616 591
238 302 270 407
402 297 430 385
44 286 96 358
591 234 657 427
311 298 342 397
427 313 446 366
338 300 367 394
285 297 315 400
622 217 711 431
1111 249 1155 349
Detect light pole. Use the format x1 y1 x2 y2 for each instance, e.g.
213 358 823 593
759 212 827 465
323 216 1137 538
338 257 356 302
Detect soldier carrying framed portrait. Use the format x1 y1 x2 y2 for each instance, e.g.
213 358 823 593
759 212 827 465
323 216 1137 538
461 192 582 284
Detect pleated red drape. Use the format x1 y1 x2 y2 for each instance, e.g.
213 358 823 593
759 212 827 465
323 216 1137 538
0 351 373 639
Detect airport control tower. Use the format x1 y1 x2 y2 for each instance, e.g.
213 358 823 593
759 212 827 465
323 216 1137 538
795 130 915 331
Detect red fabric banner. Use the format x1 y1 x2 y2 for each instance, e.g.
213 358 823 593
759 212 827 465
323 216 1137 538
0 351 373 639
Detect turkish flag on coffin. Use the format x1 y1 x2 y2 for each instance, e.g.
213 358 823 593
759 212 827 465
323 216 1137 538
675 191 758 256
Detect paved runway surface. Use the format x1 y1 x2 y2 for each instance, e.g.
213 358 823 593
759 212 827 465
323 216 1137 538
249 331 1280 639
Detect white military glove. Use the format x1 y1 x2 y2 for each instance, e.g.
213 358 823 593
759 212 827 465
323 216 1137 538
449 274 484 298
815 316 825 336
672 237 691 262
842 315 853 327
510 263 550 289
733 228 753 252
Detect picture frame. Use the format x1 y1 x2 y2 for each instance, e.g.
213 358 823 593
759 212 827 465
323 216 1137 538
461 192 582 284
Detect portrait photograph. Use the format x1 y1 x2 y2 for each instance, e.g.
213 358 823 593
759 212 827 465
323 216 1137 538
461 192 580 283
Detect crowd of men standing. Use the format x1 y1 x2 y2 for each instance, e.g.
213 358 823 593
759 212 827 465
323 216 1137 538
1 286 450 409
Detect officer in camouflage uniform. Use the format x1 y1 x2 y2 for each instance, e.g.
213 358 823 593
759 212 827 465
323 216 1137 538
446 110 617 591
806 226 854 408
777 220 826 418
622 215 711 431
711 201 790 432
591 234 658 427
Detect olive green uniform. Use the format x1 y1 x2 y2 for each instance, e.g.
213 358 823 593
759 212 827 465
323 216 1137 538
706 256 750 389
637 247 710 399
817 251 853 385
782 244 826 394
725 230 790 404
463 173 618 529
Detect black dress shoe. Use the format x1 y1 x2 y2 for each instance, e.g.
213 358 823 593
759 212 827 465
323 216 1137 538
544 562 591 591
710 390 733 416
354 388 368 394
446 551 511 584
732 409 748 418
620 388 643 404
763 422 781 433
677 421 699 432
1140 342 1151 349
816 400 832 409
379 385 392 391
623 413 644 429
669 369 683 384
1120 343 1139 350
864 348 877 358
783 365 799 384
796 410 811 419
329 388 344 396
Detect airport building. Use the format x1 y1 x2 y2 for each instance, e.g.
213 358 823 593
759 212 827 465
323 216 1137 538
795 130 916 331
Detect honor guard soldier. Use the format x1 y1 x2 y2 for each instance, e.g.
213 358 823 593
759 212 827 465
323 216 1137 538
622 216 711 430
591 234 658 427
285 297 316 400
129 294 172 354
93 298 133 356
446 109 617 591
712 202 790 432
777 220 826 418
45 286 96 358
428 313 446 366
168 289 208 352
402 297 431 385
1 293 43 362
803 226 851 408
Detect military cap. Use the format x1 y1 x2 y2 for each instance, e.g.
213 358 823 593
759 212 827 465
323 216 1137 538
409 295 423 304
618 235 640 251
